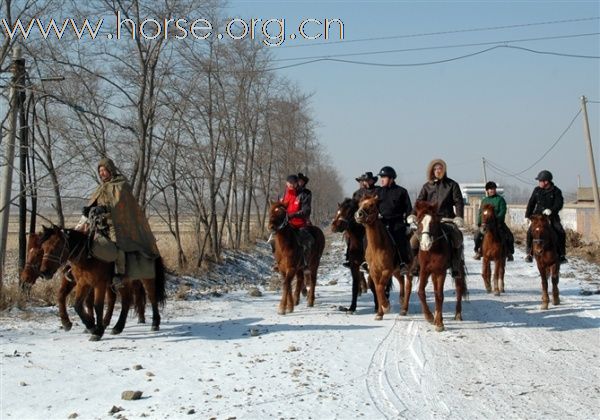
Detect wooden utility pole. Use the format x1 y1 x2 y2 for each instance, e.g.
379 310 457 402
0 46 24 286
482 157 488 184
580 96 600 225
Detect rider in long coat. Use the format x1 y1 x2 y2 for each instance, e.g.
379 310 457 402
408 159 465 278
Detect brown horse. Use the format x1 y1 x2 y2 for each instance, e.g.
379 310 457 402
480 203 507 295
268 202 325 315
331 198 369 313
355 196 413 320
530 215 560 309
38 226 166 340
19 232 146 331
414 201 467 332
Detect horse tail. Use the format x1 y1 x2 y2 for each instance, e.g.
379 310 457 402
154 257 167 307
133 280 146 319
459 263 469 301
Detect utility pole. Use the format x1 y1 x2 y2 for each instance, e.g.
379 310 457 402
0 46 23 287
18 67 28 272
580 96 600 226
482 157 488 184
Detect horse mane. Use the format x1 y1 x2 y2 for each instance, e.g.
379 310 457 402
415 200 437 217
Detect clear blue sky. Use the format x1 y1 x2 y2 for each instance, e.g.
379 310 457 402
228 0 600 197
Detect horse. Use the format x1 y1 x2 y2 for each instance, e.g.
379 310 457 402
480 203 507 295
530 215 560 309
354 196 413 320
38 226 166 340
268 202 325 315
19 232 146 331
414 201 467 332
331 198 369 313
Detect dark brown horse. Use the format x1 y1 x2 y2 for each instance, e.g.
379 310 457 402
268 202 325 315
355 196 413 320
38 226 166 340
530 215 560 309
414 201 467 332
19 232 146 331
331 198 369 313
480 203 507 295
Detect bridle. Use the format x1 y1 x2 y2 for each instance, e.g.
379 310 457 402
41 229 86 269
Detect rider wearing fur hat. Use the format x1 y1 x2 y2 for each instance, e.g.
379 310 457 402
352 172 378 202
408 159 465 278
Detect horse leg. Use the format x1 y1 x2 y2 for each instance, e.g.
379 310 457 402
89 284 107 341
278 272 292 315
433 274 445 332
492 259 500 296
552 264 560 305
402 275 413 316
141 278 161 331
293 272 302 306
57 276 76 331
347 265 361 313
368 276 378 313
374 277 388 320
360 273 368 294
111 281 132 335
482 257 492 293
418 271 433 323
73 284 95 332
133 280 146 323
306 265 317 308
454 272 465 321
540 268 550 310
102 286 117 327
396 273 405 316
499 259 506 293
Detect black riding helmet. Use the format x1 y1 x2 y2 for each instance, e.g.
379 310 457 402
535 170 553 182
378 166 397 179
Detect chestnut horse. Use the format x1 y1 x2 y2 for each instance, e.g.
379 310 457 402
480 203 507 295
331 198 369 313
414 201 467 332
19 232 146 331
38 226 165 340
354 196 413 320
268 202 325 315
530 215 560 309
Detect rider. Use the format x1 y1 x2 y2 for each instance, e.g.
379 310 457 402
525 170 567 264
83 157 160 288
352 171 378 202
374 166 413 273
408 159 465 278
473 181 515 261
342 171 378 267
272 174 314 271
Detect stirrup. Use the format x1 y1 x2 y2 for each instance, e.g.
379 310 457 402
473 252 481 260
342 261 351 268
112 275 125 290
359 262 369 273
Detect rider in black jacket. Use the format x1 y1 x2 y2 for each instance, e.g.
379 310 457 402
524 170 567 263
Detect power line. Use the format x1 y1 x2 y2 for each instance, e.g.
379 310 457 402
273 32 600 62
278 16 600 49
265 45 599 71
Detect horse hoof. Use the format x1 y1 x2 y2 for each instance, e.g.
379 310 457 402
111 328 123 335
485 288 492 294
400 310 408 316
425 316 434 324
382 305 390 314
454 313 463 321
307 302 314 308
138 319 146 324
553 299 560 306
435 325 445 332
540 303 549 310
151 325 160 332
494 291 501 296
374 315 383 321
277 309 286 315
61 322 72 332
89 335 102 342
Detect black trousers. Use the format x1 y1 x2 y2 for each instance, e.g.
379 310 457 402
383 221 411 265
474 223 515 255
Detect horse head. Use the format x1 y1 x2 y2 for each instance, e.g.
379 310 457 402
415 200 440 252
19 233 43 293
38 225 70 280
354 195 379 225
480 203 497 234
530 214 553 257
268 202 288 232
332 198 358 233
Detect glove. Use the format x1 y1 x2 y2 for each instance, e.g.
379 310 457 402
82 206 91 217
453 217 464 228
407 214 417 225
542 209 552 216
406 223 418 235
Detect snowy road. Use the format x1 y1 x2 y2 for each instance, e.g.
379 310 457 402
1 237 599 419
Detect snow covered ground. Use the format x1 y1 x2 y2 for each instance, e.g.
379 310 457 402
1 235 599 419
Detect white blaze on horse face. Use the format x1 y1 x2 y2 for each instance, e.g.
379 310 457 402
420 214 433 251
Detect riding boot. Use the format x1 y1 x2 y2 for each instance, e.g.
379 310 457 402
411 247 420 277
342 243 351 268
63 265 75 282
112 250 127 290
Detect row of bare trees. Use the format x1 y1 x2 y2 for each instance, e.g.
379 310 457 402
1 0 344 270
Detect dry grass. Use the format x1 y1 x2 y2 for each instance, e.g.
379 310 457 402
513 227 600 265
